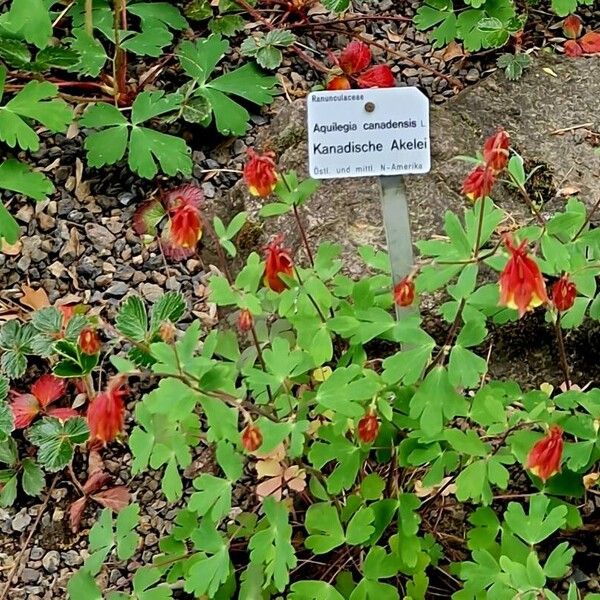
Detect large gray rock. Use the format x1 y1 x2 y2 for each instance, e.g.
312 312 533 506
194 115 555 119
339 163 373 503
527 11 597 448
227 55 600 270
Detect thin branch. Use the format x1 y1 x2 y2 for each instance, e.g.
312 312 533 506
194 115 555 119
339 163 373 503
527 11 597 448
0 475 59 600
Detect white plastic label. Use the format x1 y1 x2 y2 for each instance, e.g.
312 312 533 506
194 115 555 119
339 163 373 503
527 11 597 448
307 87 430 179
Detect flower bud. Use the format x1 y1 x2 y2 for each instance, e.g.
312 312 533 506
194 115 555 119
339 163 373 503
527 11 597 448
552 276 576 312
237 309 254 333
78 328 101 355
159 321 177 343
357 411 379 444
241 424 263 452
393 277 415 307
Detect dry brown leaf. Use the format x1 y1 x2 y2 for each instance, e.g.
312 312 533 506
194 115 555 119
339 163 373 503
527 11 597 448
75 158 91 201
442 41 465 62
414 477 456 498
21 285 50 310
1 239 22 256
584 472 600 489
557 186 581 197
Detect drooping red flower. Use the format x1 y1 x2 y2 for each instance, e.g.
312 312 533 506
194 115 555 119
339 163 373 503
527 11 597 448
79 328 101 355
241 424 263 452
263 234 294 293
337 41 372 75
526 425 563 482
563 15 583 39
356 65 396 89
357 411 379 443
461 166 496 200
87 381 127 444
326 75 352 91
483 128 510 172
552 276 577 312
237 309 254 333
244 149 278 198
498 236 548 317
564 39 584 56
394 277 415 307
580 31 600 54
11 375 70 429
164 185 203 257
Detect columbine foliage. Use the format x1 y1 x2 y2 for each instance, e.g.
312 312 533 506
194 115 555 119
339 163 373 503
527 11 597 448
60 134 600 598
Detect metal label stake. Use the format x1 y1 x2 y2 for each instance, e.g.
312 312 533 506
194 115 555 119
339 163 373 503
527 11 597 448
307 87 431 322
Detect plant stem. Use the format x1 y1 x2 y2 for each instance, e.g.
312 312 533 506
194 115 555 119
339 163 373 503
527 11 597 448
572 195 600 241
84 0 94 35
112 0 127 103
292 205 315 267
293 266 327 323
554 313 571 390
249 324 274 404
0 475 58 600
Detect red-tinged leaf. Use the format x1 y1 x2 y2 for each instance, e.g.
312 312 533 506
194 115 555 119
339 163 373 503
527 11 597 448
91 486 130 511
47 407 79 421
10 393 40 429
70 496 87 533
133 199 166 236
326 75 352 90
83 470 112 494
32 374 67 408
338 41 372 75
563 15 582 39
88 448 104 478
356 65 396 89
580 31 600 54
564 40 583 56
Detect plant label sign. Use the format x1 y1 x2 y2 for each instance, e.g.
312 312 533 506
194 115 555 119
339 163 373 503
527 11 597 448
307 87 430 179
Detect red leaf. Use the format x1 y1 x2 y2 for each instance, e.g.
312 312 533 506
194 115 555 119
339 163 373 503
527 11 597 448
10 393 40 429
133 199 166 236
326 75 352 90
47 407 79 421
88 449 104 478
92 486 131 511
83 471 112 494
580 31 600 54
338 41 372 75
563 15 582 39
70 496 87 533
356 65 396 89
32 374 66 408
564 40 583 57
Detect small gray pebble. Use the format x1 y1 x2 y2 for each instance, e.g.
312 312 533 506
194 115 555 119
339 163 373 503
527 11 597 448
42 550 60 573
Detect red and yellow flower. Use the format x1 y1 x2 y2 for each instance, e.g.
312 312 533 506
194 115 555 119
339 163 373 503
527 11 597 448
498 236 548 317
87 380 127 444
461 165 496 201
483 128 510 172
526 425 563 482
165 185 203 257
244 149 278 198
237 309 254 333
263 234 294 293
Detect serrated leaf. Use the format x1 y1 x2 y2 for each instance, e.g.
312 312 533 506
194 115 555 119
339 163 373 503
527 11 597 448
27 416 89 472
21 458 44 497
150 292 186 334
116 296 148 342
0 38 31 69
322 0 351 11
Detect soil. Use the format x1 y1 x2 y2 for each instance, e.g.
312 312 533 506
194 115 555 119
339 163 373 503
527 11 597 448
1 1 600 599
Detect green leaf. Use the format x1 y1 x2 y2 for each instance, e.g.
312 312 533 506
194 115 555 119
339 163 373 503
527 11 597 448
410 367 467 437
116 296 149 342
150 292 186 334
346 507 375 545
27 416 89 472
68 28 108 76
189 474 232 521
497 53 532 81
360 473 386 500
504 494 567 545
551 0 578 17
67 569 103 600
304 503 345 554
0 0 52 48
115 503 140 560
0 471 18 507
248 497 296 591
289 581 346 600
21 458 44 497
0 69 72 151
543 542 575 578
0 38 31 69
322 0 351 11
178 35 229 85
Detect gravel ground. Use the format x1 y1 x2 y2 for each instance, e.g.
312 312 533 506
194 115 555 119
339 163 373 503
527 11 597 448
1 1 596 597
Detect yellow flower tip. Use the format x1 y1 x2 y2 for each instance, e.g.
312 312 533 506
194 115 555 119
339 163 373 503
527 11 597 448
248 186 260 197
